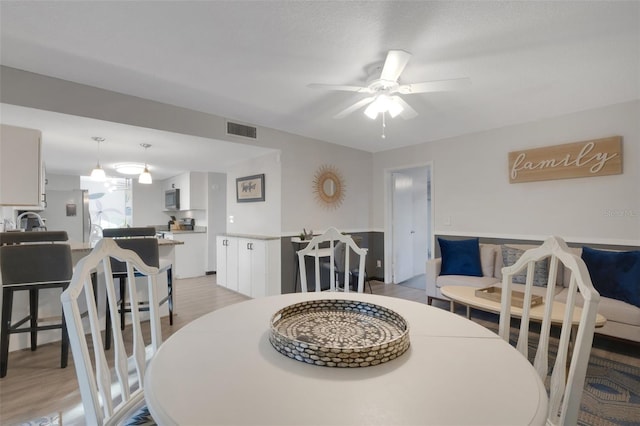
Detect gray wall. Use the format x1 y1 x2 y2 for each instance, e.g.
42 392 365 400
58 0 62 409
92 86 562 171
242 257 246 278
281 231 384 294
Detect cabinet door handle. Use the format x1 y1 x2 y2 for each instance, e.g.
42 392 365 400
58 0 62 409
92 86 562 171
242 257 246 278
247 242 253 250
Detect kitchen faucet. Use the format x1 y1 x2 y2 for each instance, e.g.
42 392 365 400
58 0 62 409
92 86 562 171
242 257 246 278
16 211 47 231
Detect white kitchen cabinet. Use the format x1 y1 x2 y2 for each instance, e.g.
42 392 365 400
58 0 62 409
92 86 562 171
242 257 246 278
216 235 238 292
217 235 280 297
166 232 207 278
162 171 206 211
0 124 44 208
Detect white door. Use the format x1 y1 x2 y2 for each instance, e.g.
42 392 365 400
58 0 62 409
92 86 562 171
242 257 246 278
392 172 414 283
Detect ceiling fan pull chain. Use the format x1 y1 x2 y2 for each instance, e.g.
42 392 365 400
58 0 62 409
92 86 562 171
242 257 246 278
381 111 387 139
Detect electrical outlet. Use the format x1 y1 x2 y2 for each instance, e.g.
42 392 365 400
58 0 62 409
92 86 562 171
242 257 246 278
376 260 382 268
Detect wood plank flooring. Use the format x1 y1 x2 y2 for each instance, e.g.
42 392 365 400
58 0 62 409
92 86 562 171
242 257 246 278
0 275 636 425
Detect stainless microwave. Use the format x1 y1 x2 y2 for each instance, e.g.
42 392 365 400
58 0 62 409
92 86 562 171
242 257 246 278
165 188 180 210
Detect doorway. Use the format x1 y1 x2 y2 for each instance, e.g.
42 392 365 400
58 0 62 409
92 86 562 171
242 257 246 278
385 164 433 289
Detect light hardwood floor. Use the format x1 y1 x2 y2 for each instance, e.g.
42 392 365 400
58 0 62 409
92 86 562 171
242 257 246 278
0 275 636 425
1 276 429 425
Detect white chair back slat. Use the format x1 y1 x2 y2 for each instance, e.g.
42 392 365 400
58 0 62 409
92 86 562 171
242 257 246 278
61 238 162 426
297 227 368 293
65 276 104 424
533 255 560 380
498 236 600 426
103 258 131 412
514 260 535 355
330 240 337 291
125 262 146 391
146 272 162 353
548 274 576 421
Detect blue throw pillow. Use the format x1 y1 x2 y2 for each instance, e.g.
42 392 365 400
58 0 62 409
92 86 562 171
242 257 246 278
438 238 483 277
581 246 640 308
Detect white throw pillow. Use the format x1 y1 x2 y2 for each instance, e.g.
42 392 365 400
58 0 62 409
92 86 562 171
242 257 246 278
480 245 496 277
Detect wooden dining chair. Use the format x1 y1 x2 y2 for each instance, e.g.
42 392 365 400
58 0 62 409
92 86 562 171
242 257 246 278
498 236 600 426
62 238 161 425
297 227 368 292
102 227 173 350
0 231 72 378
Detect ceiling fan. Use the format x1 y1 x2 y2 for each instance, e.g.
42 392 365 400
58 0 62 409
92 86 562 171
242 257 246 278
309 50 471 137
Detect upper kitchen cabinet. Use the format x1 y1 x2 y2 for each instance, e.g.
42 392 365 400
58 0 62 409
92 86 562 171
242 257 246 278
161 171 207 211
0 124 45 208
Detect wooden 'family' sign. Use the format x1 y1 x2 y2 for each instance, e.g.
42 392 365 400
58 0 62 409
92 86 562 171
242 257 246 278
508 136 622 183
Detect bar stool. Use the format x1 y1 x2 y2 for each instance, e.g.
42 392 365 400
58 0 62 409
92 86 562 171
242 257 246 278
102 227 173 350
0 231 72 378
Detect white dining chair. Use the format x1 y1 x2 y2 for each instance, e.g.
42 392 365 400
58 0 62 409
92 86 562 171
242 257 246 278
297 227 368 292
498 236 600 426
61 238 162 426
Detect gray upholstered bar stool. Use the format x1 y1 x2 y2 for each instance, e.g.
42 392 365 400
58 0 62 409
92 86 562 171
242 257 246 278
0 231 72 378
102 227 173 350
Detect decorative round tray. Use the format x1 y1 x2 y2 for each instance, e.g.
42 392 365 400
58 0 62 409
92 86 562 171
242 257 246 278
269 299 410 368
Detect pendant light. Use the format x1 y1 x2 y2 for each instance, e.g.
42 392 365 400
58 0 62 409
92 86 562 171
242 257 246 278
363 95 404 139
138 143 153 184
90 137 106 181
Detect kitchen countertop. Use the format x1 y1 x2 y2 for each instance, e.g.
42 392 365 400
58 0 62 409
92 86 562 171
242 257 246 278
69 238 183 253
218 233 280 241
160 229 207 234
156 225 207 234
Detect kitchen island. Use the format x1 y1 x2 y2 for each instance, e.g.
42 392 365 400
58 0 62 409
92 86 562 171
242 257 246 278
156 228 207 279
4 238 184 354
69 237 183 264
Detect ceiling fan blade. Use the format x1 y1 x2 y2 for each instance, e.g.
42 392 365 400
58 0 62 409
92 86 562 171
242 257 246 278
380 50 412 82
334 97 375 119
392 96 418 120
398 78 471 94
307 83 370 93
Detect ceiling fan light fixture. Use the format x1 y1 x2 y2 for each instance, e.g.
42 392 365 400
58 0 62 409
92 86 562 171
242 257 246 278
311 49 469 124
387 98 404 118
364 95 404 120
364 102 379 120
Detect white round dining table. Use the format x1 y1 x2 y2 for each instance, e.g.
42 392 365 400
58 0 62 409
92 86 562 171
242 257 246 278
144 292 548 425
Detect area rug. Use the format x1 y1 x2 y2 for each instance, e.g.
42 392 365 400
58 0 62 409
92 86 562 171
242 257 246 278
16 413 60 426
578 354 640 426
514 332 640 425
475 311 640 426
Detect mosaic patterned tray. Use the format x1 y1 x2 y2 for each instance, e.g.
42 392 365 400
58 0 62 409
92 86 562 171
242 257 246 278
269 299 410 368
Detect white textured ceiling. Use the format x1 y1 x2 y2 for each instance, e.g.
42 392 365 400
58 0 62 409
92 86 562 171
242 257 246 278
0 1 638 177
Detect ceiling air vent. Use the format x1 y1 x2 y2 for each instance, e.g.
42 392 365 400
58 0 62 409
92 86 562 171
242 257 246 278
226 121 257 139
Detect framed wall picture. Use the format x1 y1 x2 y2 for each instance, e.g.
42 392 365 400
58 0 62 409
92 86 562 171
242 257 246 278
236 174 265 202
